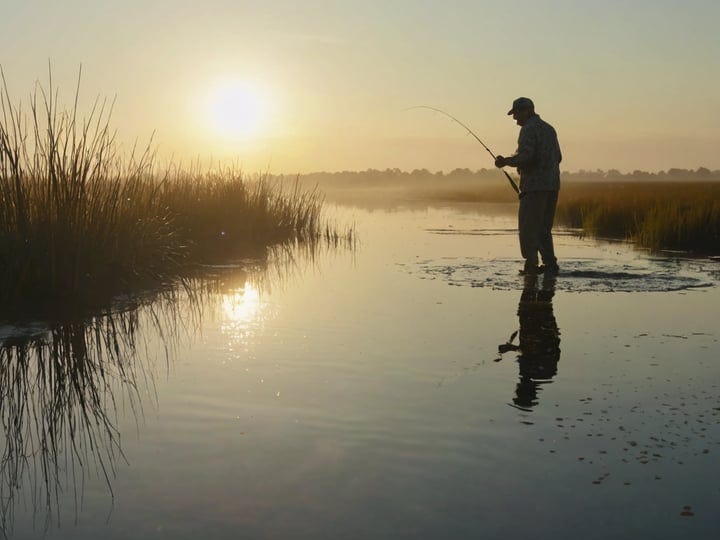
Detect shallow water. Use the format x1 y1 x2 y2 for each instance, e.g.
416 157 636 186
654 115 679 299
2 203 719 539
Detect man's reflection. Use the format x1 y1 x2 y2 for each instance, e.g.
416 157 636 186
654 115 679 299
498 274 561 410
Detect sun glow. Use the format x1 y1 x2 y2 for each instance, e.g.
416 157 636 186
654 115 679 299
207 80 269 140
222 282 263 326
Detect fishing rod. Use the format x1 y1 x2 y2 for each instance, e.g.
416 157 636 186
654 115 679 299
407 105 520 195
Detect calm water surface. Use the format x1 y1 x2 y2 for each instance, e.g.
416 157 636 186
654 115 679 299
4 203 719 539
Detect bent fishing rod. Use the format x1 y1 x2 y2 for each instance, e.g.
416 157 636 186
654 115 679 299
407 105 520 195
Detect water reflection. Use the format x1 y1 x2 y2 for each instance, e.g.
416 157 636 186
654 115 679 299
0 254 288 536
0 291 192 537
222 282 262 324
220 280 270 343
201 265 275 346
498 274 561 410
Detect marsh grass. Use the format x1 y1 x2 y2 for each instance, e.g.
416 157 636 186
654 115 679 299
0 72 342 311
555 182 720 252
159 169 330 261
347 178 720 253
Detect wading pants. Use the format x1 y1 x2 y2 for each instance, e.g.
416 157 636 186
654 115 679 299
518 190 558 267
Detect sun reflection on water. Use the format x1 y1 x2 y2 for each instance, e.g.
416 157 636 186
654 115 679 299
220 281 268 337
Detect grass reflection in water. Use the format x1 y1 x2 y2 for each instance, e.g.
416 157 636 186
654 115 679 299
0 286 194 536
0 238 331 537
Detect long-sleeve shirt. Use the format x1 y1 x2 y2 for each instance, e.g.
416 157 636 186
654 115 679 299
506 115 562 193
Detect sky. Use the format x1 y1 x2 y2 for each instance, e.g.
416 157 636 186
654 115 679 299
1 0 719 173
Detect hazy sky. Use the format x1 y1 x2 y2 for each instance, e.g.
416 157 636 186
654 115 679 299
2 0 719 173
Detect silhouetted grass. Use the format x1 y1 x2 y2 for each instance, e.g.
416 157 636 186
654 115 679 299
158 168 328 261
342 177 720 253
555 182 720 252
0 74 343 310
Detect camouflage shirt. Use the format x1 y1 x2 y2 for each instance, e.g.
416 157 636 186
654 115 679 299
506 115 562 193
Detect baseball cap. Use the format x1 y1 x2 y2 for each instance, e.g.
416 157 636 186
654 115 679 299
507 97 534 115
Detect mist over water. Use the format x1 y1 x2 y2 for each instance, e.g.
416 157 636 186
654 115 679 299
1 203 718 539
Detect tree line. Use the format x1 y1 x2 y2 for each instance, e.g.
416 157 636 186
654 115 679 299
293 167 720 189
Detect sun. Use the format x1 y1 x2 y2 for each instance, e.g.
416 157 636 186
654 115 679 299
207 80 268 140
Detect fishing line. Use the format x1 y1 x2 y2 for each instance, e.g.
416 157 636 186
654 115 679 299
406 105 520 195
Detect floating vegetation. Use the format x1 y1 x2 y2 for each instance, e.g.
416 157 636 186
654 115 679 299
410 255 716 293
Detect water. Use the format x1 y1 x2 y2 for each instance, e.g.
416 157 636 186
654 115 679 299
2 203 719 539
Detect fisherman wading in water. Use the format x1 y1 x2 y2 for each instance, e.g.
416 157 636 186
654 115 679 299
495 97 562 275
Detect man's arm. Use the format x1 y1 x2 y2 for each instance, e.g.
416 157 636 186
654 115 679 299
495 126 536 168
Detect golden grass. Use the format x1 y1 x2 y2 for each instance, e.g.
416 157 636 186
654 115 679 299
0 74 341 311
322 177 720 253
555 182 720 252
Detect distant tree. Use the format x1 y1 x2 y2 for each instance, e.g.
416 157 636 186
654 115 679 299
667 168 689 178
449 167 472 177
632 169 652 180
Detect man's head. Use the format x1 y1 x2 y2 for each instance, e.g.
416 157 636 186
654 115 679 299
507 97 535 126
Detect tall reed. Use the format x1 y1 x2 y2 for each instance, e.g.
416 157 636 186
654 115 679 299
157 168 327 261
0 72 335 311
554 182 720 252
359 176 720 253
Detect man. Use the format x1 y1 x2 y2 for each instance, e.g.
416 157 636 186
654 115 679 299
495 97 562 275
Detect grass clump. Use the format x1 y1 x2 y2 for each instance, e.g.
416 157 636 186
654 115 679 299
330 172 720 253
159 169 326 261
555 182 720 252
636 200 720 252
0 73 336 310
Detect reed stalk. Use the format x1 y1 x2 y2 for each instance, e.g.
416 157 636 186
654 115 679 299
0 71 339 312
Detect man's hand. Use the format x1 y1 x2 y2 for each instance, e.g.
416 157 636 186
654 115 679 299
495 156 508 168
